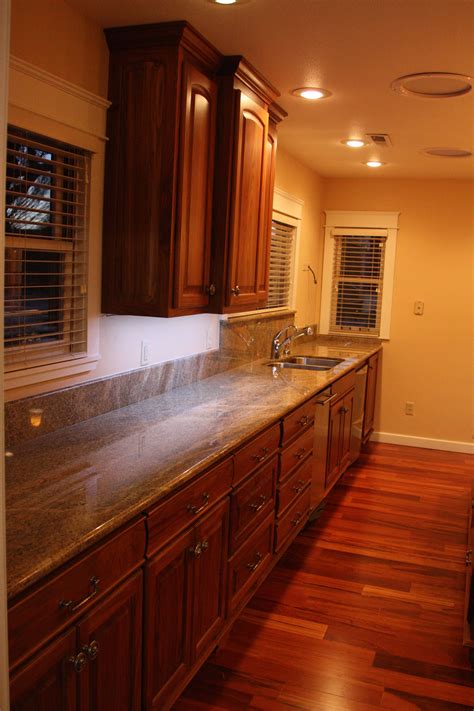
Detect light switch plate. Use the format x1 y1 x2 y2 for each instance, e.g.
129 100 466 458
140 340 151 366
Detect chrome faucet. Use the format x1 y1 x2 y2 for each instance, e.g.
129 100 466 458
271 324 314 360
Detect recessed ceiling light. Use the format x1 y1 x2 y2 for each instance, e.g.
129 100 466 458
342 139 366 148
207 0 251 5
391 72 472 98
291 87 332 100
423 147 472 158
365 161 384 168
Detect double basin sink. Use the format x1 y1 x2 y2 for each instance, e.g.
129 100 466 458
266 355 344 372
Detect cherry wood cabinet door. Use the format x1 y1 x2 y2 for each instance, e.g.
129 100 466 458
174 61 217 310
226 92 269 309
143 527 194 711
77 573 142 711
363 352 379 440
339 389 355 473
10 629 77 711
190 498 229 662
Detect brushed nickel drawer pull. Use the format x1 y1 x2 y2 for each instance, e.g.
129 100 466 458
60 576 100 614
298 415 310 427
231 285 240 296
292 480 307 494
295 448 306 460
249 494 267 513
82 640 99 661
246 551 263 572
69 651 88 673
252 447 269 463
291 512 303 527
201 538 209 552
187 492 210 515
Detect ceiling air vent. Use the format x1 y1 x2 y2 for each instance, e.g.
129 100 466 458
366 133 393 148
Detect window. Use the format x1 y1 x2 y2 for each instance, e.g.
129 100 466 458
320 211 399 339
5 127 89 372
266 219 296 309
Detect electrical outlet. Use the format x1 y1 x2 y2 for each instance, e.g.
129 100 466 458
405 401 415 416
414 301 424 315
140 340 151 366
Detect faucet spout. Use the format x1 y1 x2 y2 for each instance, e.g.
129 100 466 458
271 324 314 360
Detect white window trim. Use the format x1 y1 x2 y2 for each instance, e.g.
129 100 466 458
319 210 399 340
5 58 109 392
227 188 304 321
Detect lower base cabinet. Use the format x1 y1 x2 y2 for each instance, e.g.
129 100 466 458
326 388 354 490
143 498 229 711
10 572 143 711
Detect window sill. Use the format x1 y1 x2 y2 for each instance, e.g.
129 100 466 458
4 354 101 391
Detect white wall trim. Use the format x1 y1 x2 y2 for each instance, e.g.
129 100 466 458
10 55 111 110
320 210 400 339
372 431 474 455
273 187 304 220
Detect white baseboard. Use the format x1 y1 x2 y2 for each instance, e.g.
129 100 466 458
371 431 474 455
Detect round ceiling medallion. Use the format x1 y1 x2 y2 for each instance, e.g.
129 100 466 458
423 147 472 158
391 72 472 98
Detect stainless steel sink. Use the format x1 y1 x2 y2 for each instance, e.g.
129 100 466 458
265 355 345 372
283 356 344 367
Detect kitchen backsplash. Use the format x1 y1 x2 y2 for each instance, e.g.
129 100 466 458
5 311 298 447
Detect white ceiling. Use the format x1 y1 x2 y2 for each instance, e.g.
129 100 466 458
67 0 474 179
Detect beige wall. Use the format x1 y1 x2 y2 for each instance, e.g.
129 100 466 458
10 0 109 97
275 148 323 328
323 178 474 446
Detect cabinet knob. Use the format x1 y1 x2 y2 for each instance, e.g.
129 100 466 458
69 651 88 674
206 283 216 296
82 640 99 661
298 415 310 427
291 512 303 527
231 285 240 296
295 448 306 460
189 538 209 558
340 406 349 414
466 549 472 566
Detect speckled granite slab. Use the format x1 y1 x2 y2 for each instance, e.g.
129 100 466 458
6 338 380 600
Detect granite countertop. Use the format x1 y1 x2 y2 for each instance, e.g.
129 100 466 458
6 338 381 600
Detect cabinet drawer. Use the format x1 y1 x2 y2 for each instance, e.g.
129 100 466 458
8 517 146 670
281 398 316 446
275 486 311 553
280 426 314 481
227 514 274 615
278 456 312 517
229 457 276 554
331 370 356 397
233 424 280 486
147 457 233 555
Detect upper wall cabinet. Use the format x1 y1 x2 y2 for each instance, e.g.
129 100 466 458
102 24 285 317
102 22 221 317
210 58 286 313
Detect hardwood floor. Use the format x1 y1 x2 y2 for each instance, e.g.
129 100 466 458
174 443 474 710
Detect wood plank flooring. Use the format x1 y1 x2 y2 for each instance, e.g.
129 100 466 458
174 443 474 710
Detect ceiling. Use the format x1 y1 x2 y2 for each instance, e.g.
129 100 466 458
67 0 474 179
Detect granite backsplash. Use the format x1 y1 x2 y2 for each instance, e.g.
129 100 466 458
5 311 300 447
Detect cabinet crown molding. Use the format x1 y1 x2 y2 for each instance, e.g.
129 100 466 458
220 55 280 106
105 20 222 69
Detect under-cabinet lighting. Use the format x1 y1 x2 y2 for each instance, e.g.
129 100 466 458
365 160 384 168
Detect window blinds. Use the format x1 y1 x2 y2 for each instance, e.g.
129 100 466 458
266 220 295 309
5 127 89 372
329 231 387 336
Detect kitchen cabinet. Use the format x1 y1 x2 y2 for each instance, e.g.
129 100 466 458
102 22 220 316
325 373 355 491
143 498 229 711
210 57 285 312
363 351 379 443
463 495 474 665
9 519 146 711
